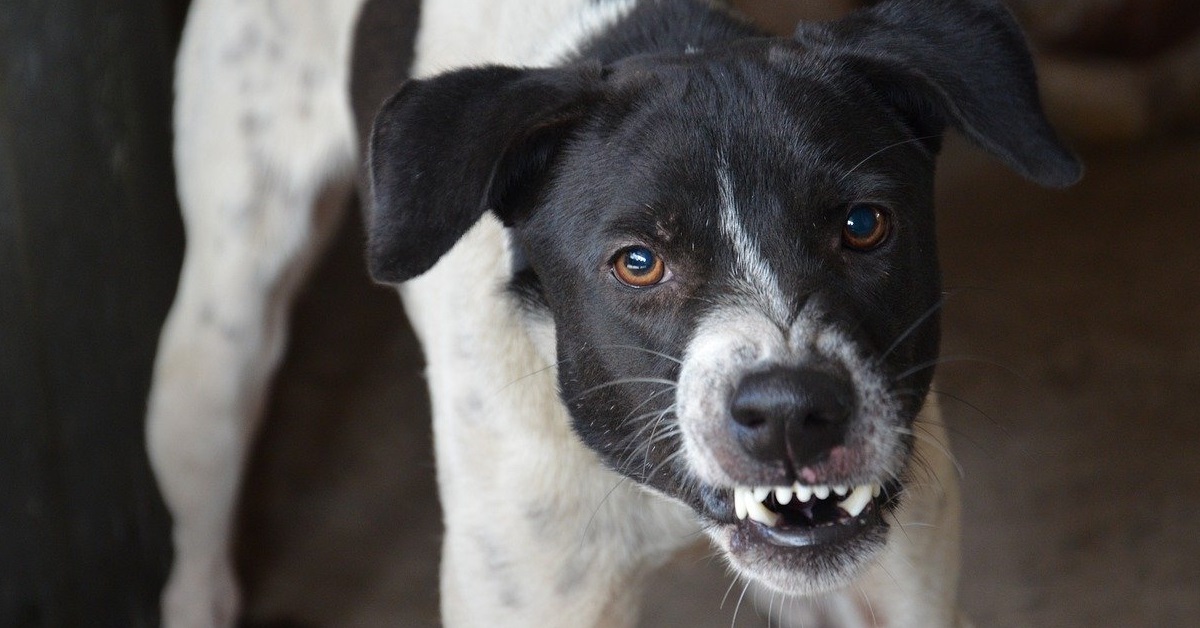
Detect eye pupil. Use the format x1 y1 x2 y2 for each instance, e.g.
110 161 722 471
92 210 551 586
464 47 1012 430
624 248 654 274
842 204 890 250
846 206 878 237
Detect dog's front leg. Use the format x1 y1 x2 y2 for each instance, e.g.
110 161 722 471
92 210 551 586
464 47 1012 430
146 1 361 625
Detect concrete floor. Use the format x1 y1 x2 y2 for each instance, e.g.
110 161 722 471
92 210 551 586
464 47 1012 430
937 137 1200 627
233 119 1200 627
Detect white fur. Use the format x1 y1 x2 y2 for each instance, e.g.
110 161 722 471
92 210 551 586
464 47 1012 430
717 162 791 323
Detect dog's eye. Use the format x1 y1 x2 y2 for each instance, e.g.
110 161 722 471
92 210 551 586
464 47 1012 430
842 204 891 251
612 246 666 288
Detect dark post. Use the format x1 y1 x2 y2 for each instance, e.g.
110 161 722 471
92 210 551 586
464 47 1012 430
0 0 187 625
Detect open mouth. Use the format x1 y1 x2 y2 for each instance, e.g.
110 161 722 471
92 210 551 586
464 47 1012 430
730 482 884 547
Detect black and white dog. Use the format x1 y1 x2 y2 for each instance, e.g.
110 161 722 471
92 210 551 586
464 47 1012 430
149 0 1080 626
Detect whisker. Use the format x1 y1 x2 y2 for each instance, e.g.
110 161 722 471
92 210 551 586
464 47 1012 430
623 406 676 438
594 344 683 365
873 561 905 596
572 377 677 399
856 583 878 628
837 135 941 183
720 574 741 610
914 425 963 479
496 358 567 392
893 354 1026 383
579 476 631 550
637 422 680 452
928 387 1011 438
636 416 680 471
624 420 678 459
731 579 752 628
879 296 948 362
644 448 687 484
889 423 963 480
621 387 676 425
887 510 915 552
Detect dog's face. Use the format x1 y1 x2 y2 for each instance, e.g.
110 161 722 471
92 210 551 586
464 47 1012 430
368 0 1079 595
510 49 943 591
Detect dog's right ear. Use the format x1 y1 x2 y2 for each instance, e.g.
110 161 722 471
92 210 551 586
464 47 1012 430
367 65 602 283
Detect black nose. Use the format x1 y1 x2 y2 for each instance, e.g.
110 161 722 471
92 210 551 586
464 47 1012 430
729 367 854 468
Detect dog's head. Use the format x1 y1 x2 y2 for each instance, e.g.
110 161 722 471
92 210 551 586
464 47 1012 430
367 0 1079 595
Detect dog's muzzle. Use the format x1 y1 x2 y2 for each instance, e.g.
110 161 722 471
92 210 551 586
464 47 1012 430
677 313 907 591
723 366 887 545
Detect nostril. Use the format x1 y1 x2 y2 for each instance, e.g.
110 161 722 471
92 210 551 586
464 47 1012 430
730 390 771 429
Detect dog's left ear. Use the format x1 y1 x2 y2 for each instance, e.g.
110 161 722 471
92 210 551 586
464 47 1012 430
367 65 602 283
794 0 1082 188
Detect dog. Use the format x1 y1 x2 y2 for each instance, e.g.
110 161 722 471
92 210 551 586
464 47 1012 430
148 0 1081 626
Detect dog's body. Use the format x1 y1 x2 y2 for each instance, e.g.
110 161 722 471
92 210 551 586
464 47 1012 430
149 0 1079 626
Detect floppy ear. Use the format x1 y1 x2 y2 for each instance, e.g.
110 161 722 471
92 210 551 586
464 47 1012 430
367 65 602 283
795 0 1082 188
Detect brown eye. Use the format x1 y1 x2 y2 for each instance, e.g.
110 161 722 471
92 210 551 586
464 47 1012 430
842 203 891 251
612 246 666 287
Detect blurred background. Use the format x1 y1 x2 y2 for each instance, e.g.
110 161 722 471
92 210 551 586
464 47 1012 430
1 0 1197 626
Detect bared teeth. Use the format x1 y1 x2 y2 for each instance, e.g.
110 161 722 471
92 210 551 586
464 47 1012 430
837 484 875 518
733 482 882 526
744 496 780 526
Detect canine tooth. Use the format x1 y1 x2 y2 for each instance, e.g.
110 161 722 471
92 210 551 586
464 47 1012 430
752 487 771 503
838 484 874 518
774 486 793 505
813 485 830 500
734 488 748 520
745 496 780 527
872 484 882 498
833 484 848 497
793 483 813 502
